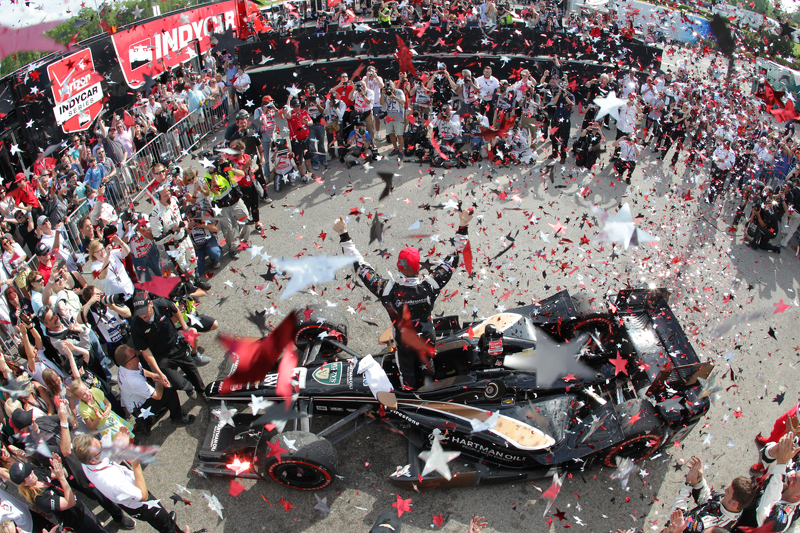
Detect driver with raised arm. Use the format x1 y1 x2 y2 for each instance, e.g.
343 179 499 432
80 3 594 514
334 208 472 390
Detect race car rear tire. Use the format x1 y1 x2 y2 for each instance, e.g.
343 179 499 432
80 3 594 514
263 431 337 490
603 432 664 468
295 304 349 357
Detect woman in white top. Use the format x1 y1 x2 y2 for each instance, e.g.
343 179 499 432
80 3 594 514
88 236 134 301
0 236 26 283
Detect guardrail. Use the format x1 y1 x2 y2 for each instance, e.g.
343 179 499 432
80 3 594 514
0 91 238 356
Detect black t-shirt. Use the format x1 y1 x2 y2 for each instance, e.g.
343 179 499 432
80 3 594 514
131 296 180 359
227 127 261 156
788 187 800 213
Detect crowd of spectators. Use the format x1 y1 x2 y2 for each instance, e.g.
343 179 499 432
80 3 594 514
0 0 798 531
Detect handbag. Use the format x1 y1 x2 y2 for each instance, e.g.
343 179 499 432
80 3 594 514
745 221 763 242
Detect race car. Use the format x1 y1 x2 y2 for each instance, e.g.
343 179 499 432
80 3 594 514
197 288 712 490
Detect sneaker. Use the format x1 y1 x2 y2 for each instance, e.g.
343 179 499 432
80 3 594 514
264 196 273 204
755 434 769 448
134 423 151 436
322 159 329 168
171 413 196 426
209 261 221 270
115 516 136 530
193 353 211 366
186 389 195 398
194 277 211 291
311 162 320 171
302 174 309 183
230 250 240 260
750 462 766 475
346 160 357 168
256 222 264 230
389 148 400 157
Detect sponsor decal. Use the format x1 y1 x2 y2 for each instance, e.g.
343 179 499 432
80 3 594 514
312 362 342 386
110 1 238 88
501 397 515 406
47 48 104 133
436 434 525 463
389 410 420 426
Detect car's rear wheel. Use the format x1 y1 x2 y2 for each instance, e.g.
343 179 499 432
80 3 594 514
261 431 337 490
603 432 664 468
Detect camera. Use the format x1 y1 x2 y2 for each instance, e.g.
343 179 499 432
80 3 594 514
100 293 125 306
19 312 31 327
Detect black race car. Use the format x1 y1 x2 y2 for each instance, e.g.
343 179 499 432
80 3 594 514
197 288 711 490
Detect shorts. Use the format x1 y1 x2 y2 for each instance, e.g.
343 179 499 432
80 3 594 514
385 115 405 137
291 138 312 160
373 105 383 116
190 314 217 333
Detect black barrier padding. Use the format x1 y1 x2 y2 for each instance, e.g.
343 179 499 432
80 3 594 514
237 25 662 73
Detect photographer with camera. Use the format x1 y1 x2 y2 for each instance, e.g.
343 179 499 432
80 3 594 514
324 91 347 162
364 68 385 140
344 122 376 168
381 80 406 157
349 80 376 142
464 109 490 163
203 158 248 261
457 69 480 115
280 99 313 181
748 187 784 254
254 96 279 173
270 138 300 191
187 207 221 277
302 83 329 171
573 120 604 170
88 230 134 305
548 75 575 164
611 134 641 185
425 65 457 108
429 104 465 165
78 285 130 362
492 80 516 128
505 118 536 165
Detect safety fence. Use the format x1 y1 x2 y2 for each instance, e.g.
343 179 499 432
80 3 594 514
0 90 239 355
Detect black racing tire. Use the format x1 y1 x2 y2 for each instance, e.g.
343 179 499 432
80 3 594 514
603 432 664 468
295 304 349 356
262 431 337 490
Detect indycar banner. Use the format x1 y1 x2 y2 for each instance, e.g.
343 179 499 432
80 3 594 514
110 1 238 88
47 49 105 133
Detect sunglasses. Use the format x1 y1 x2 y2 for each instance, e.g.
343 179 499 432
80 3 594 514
154 169 166 174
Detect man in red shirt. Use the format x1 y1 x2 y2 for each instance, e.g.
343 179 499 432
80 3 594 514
281 98 313 180
8 173 41 215
332 73 355 137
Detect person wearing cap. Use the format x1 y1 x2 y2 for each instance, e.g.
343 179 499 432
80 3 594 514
130 290 208 401
203 156 249 260
149 187 197 275
72 431 190 533
254 96 279 172
333 208 473 389
8 457 110 533
7 173 41 217
114 344 194 434
281 98 313 181
122 211 162 282
349 79 377 141
225 110 270 201
343 122 376 168
303 83 329 171
381 79 406 157
34 235 58 286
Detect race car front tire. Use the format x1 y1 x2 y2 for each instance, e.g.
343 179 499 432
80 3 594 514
295 304 350 357
262 431 338 490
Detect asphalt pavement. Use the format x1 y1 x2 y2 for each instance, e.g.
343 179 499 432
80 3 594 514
93 49 800 533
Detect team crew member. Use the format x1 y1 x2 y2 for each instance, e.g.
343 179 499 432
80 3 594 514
8 458 109 533
281 98 313 181
203 159 249 260
612 135 642 185
115 345 194 434
708 140 736 204
73 432 191 533
130 290 208 402
333 208 472 389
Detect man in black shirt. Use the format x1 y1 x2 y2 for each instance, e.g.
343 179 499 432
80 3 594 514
225 110 269 199
129 290 207 401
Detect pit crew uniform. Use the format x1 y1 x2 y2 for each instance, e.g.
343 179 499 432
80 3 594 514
204 169 248 255
670 478 742 530
735 443 800 532
149 196 196 271
339 225 469 388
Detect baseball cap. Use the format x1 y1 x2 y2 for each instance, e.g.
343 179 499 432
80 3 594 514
36 215 48 226
14 173 25 183
397 247 420 275
34 242 49 257
8 461 33 485
131 289 151 316
11 408 33 430
236 110 249 119
369 510 402 533
290 98 301 108
262 95 273 103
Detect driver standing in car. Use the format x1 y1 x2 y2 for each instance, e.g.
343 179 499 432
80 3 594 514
333 208 472 389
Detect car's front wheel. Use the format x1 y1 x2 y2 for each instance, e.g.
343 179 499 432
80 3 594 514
603 432 664 468
259 431 337 490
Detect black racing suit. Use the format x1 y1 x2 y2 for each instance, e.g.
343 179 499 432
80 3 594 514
339 226 469 388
